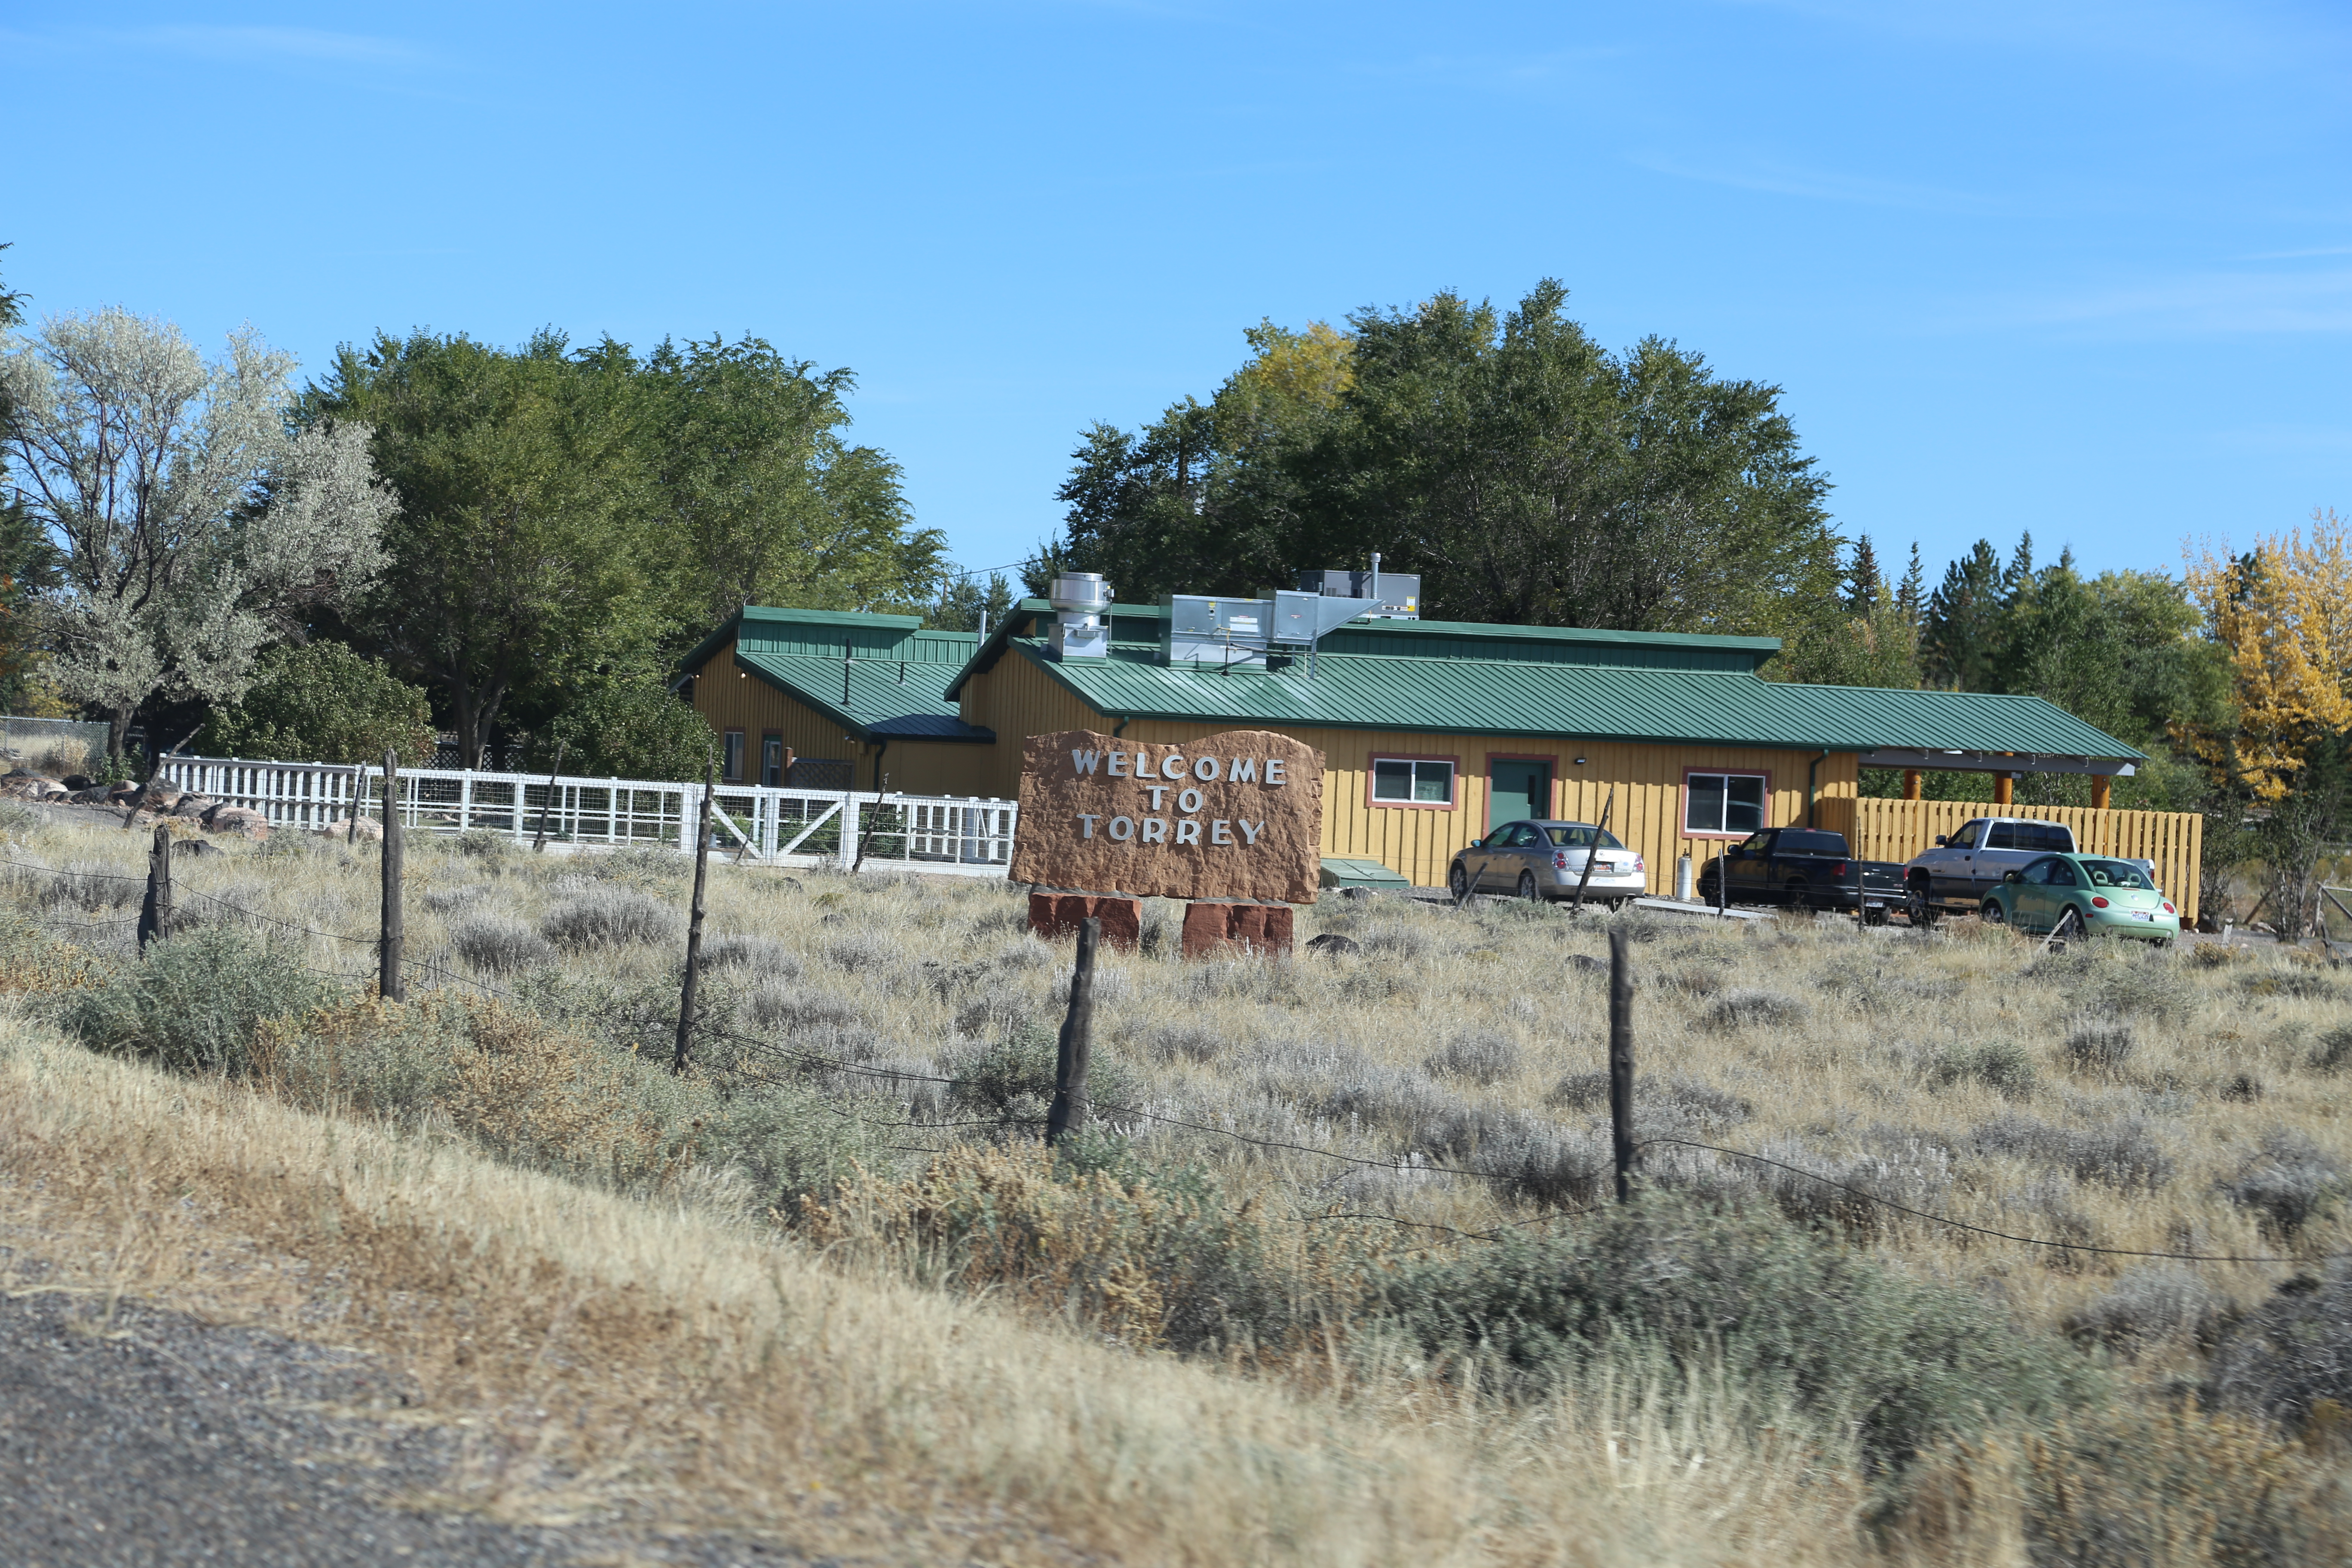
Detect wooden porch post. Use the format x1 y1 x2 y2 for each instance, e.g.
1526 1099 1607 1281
2090 774 2111 811
1993 772 2014 806
1902 769 1922 801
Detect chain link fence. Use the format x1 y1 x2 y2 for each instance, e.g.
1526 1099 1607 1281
2 717 110 778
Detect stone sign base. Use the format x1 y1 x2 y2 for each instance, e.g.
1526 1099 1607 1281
1027 891 1142 949
1180 900 1294 959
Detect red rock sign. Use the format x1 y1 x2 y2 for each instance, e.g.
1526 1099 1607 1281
1008 728 1323 906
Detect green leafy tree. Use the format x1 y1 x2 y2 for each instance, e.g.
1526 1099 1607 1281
196 640 435 765
1767 535 1921 689
305 331 658 763
637 334 943 625
1878 534 2232 808
530 673 712 782
2 309 393 760
928 570 1017 633
1041 284 1839 635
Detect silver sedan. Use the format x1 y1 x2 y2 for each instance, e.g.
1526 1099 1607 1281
1449 820 1649 904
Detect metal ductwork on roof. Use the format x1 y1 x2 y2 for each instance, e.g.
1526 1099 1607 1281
1158 556 1415 672
1047 572 1113 660
1297 552 1419 619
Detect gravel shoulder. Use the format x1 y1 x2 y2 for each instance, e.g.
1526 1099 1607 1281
0 1272 805 1568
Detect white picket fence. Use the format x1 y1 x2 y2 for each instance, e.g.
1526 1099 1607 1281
153 756 1017 876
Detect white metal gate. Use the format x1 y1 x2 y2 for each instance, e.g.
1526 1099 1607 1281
153 756 1016 875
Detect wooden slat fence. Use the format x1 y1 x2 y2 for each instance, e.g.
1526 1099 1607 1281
1844 799 2203 924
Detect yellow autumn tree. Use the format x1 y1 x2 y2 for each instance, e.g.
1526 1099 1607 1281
2182 509 2352 800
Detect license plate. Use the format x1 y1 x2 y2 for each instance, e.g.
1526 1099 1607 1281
2132 911 2155 922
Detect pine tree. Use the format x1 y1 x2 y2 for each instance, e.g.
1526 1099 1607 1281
1922 539 2004 690
1845 535 1884 613
1896 542 1927 627
2003 532 2035 600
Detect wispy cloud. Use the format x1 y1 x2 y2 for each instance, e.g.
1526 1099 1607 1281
126 25 429 66
1718 0 2348 74
1631 150 2000 214
2238 244 2352 261
1975 268 2352 335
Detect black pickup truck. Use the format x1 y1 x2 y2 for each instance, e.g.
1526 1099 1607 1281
1695 828 1908 919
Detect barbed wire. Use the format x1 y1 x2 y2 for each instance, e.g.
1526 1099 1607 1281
5 854 2340 1267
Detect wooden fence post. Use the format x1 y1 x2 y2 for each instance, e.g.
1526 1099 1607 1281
674 753 714 1076
380 748 405 1002
1608 925 1635 1204
138 824 172 954
1570 787 1617 917
1047 916 1100 1145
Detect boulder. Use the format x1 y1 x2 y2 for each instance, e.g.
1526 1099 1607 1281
1303 932 1360 956
0 775 52 800
126 780 184 812
67 786 117 804
61 774 93 791
1025 891 1141 949
1180 900 1294 959
170 794 217 820
202 805 271 842
313 819 383 843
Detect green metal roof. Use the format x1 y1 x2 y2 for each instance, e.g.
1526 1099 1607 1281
676 604 970 680
941 599 1781 696
999 642 2145 761
678 606 994 744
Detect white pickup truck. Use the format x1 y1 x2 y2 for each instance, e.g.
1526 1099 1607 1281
1902 817 2079 925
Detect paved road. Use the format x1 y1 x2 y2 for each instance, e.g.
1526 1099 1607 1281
0 1285 801 1568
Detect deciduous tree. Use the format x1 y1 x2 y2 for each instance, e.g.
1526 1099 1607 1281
197 639 435 765
1042 285 1841 635
306 331 655 764
0 309 391 760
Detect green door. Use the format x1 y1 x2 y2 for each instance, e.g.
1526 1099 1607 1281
1489 760 1551 830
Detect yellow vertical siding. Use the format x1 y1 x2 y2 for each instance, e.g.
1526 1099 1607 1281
955 655 1103 799
950 655 1863 893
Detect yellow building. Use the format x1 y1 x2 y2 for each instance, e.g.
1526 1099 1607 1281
676 607 995 796
683 598 2153 897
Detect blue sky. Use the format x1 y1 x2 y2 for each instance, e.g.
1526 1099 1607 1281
5 2 2348 592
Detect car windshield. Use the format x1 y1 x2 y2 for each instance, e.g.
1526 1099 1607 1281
2081 859 2154 890
1542 825 1624 849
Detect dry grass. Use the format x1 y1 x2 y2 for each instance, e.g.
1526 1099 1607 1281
4 808 2351 1562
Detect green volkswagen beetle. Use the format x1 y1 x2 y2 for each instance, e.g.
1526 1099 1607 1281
1979 852 2180 944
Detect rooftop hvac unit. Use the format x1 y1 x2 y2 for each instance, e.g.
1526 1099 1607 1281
1047 572 1113 660
1162 594 1271 668
1297 551 1419 618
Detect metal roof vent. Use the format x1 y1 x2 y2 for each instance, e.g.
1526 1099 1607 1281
1047 572 1112 660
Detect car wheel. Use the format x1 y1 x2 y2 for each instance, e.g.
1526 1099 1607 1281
1981 898 2006 926
1517 870 1546 902
1785 878 1813 912
1907 882 1939 928
1449 863 1471 900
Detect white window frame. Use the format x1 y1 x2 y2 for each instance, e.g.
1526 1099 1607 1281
1684 770 1768 838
